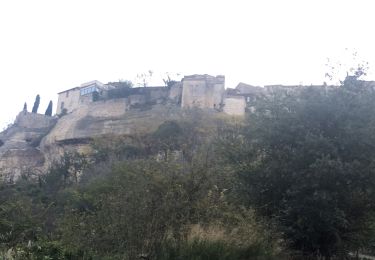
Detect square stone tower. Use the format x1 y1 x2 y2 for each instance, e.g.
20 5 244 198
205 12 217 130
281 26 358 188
181 74 225 110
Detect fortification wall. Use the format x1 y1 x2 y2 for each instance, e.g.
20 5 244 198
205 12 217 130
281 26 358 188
87 98 127 117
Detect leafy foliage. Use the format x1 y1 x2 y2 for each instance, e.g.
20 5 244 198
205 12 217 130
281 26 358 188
60 158 281 259
0 112 283 259
220 78 375 258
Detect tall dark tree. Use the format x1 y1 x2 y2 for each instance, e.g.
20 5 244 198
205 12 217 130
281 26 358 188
23 102 27 112
32 94 40 113
45 100 53 116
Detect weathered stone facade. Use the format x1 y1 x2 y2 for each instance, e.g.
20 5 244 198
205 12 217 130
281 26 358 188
223 96 246 116
56 87 81 115
56 80 111 115
181 75 225 110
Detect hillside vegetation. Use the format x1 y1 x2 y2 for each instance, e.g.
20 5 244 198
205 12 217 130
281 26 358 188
1 76 375 259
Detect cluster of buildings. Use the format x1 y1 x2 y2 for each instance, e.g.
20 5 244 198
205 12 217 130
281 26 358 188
56 74 266 116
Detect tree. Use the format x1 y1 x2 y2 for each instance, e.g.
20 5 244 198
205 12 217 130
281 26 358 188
117 79 133 88
136 70 153 87
107 79 133 89
222 78 375 258
152 120 183 160
324 49 369 85
44 100 53 116
23 102 27 112
31 95 40 113
60 157 282 259
163 72 181 87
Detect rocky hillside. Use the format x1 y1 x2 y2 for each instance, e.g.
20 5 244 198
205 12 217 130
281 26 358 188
0 101 201 181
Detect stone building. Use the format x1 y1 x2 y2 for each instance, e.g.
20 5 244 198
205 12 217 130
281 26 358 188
56 80 111 114
181 75 225 110
223 95 246 115
56 74 256 117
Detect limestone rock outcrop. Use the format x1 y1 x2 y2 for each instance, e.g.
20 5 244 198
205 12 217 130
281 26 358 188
0 112 57 180
0 101 188 180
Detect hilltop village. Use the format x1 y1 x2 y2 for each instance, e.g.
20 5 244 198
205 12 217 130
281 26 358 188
1 74 371 180
54 73 333 117
0 74 258 180
56 74 249 117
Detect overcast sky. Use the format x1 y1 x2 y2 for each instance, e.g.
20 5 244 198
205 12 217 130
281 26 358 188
1 0 375 129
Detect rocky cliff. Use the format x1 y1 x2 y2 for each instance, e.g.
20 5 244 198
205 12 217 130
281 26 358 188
0 111 57 180
0 101 188 181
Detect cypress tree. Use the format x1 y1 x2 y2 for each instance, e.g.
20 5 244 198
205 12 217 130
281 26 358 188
45 100 53 116
32 94 40 113
23 102 27 112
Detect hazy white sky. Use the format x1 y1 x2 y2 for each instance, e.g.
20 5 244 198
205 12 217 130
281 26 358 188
1 0 375 128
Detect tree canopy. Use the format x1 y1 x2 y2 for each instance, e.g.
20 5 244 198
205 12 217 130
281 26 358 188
221 77 375 258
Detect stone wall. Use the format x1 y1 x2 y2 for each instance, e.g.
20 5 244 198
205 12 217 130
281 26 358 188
223 96 246 116
87 98 127 117
15 112 57 129
169 83 182 103
148 87 169 101
181 78 207 108
79 94 94 105
128 95 146 106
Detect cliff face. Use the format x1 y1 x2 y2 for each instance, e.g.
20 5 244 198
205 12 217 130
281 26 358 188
0 112 57 181
43 100 185 144
0 100 187 180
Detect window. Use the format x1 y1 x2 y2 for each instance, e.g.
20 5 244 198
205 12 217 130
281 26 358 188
80 85 99 96
61 102 65 110
66 91 69 97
